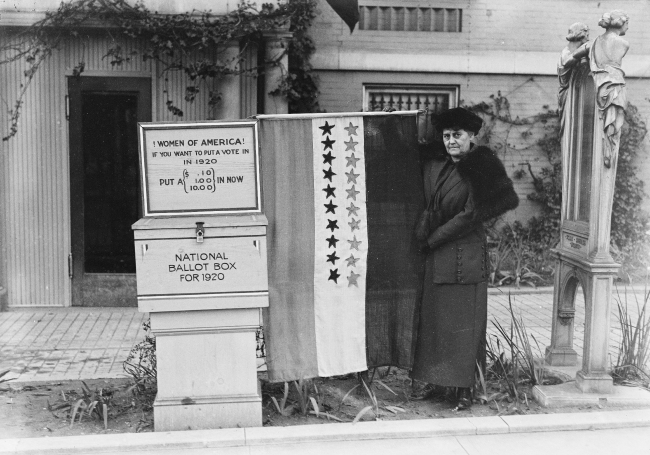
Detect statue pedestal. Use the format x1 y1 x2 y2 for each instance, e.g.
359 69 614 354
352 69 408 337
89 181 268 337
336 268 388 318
544 251 619 397
533 381 650 407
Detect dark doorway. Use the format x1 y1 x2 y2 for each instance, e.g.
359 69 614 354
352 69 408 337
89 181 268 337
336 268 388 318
68 77 151 306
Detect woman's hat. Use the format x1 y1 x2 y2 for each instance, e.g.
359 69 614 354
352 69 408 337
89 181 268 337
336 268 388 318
432 107 483 134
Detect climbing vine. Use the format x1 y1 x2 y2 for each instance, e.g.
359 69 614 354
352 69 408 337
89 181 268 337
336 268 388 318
0 0 320 141
270 0 321 113
608 104 649 273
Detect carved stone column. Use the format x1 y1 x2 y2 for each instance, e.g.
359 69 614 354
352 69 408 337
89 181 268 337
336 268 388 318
213 42 242 120
263 29 292 115
545 254 579 366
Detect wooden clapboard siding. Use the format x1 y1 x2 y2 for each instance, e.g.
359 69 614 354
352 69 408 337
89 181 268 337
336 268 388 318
1 34 77 308
0 31 235 307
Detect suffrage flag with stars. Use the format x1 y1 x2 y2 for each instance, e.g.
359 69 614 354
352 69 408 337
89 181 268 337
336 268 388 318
259 112 425 382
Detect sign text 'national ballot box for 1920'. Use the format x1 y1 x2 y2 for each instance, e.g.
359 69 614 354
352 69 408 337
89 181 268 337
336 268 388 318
138 121 260 216
135 233 268 298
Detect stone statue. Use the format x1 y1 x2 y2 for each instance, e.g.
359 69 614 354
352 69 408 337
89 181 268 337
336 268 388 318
557 22 590 135
589 10 630 168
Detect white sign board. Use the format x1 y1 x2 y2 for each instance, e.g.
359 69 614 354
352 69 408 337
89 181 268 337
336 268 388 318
138 121 260 216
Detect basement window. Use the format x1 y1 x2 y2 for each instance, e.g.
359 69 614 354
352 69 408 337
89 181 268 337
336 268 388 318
363 85 458 113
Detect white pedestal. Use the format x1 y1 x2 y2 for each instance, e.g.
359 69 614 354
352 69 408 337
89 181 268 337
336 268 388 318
575 370 613 394
545 347 578 367
533 381 650 407
150 308 262 431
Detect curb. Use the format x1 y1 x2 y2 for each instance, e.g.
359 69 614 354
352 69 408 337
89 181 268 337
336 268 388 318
2 408 649 454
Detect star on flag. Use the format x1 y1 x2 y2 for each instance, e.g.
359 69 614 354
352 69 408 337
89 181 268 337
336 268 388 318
345 153 360 168
328 268 340 283
324 201 337 214
344 122 358 136
345 169 359 184
323 184 336 198
322 137 335 150
326 219 339 232
345 254 360 267
346 203 359 217
323 151 335 165
346 185 360 201
344 138 358 151
319 121 335 136
327 251 340 264
323 167 336 181
347 271 360 287
347 235 362 251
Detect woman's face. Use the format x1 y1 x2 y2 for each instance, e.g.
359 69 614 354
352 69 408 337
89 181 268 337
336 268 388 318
442 128 474 160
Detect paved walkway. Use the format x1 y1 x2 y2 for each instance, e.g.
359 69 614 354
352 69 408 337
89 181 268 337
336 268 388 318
0 309 146 382
0 287 645 382
487 286 645 368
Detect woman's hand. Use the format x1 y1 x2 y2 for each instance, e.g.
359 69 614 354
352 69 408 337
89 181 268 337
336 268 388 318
417 238 430 253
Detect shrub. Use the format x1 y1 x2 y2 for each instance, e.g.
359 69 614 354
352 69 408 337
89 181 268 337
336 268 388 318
612 284 650 387
123 320 157 409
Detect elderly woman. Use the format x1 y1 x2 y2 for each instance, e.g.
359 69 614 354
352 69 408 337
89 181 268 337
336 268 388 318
411 108 519 409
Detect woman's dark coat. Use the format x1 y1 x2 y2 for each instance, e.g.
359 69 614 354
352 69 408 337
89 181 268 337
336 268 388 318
411 145 519 387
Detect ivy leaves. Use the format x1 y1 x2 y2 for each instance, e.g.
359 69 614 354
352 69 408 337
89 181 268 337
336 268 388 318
611 104 649 262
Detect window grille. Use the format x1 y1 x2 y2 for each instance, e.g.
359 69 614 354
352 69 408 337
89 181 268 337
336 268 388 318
363 85 458 113
359 6 462 32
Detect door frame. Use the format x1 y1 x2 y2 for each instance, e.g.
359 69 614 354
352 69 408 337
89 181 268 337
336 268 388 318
67 76 152 306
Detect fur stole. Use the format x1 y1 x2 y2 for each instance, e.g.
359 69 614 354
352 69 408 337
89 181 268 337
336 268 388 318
455 145 519 222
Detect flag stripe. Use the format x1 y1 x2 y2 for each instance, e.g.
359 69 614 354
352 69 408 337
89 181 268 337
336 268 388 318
362 115 425 368
312 116 368 377
261 119 319 381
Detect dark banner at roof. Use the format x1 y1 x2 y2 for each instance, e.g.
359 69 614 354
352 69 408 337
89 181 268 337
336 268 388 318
326 0 359 33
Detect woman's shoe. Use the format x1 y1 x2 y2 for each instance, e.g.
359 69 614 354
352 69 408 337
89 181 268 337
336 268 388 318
410 383 436 400
456 387 472 410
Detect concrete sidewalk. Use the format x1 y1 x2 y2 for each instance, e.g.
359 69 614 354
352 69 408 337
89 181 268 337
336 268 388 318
1 409 649 454
0 287 644 382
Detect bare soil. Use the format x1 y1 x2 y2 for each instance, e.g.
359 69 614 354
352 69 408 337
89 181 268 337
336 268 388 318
0 379 152 439
1 369 648 439
261 368 648 426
